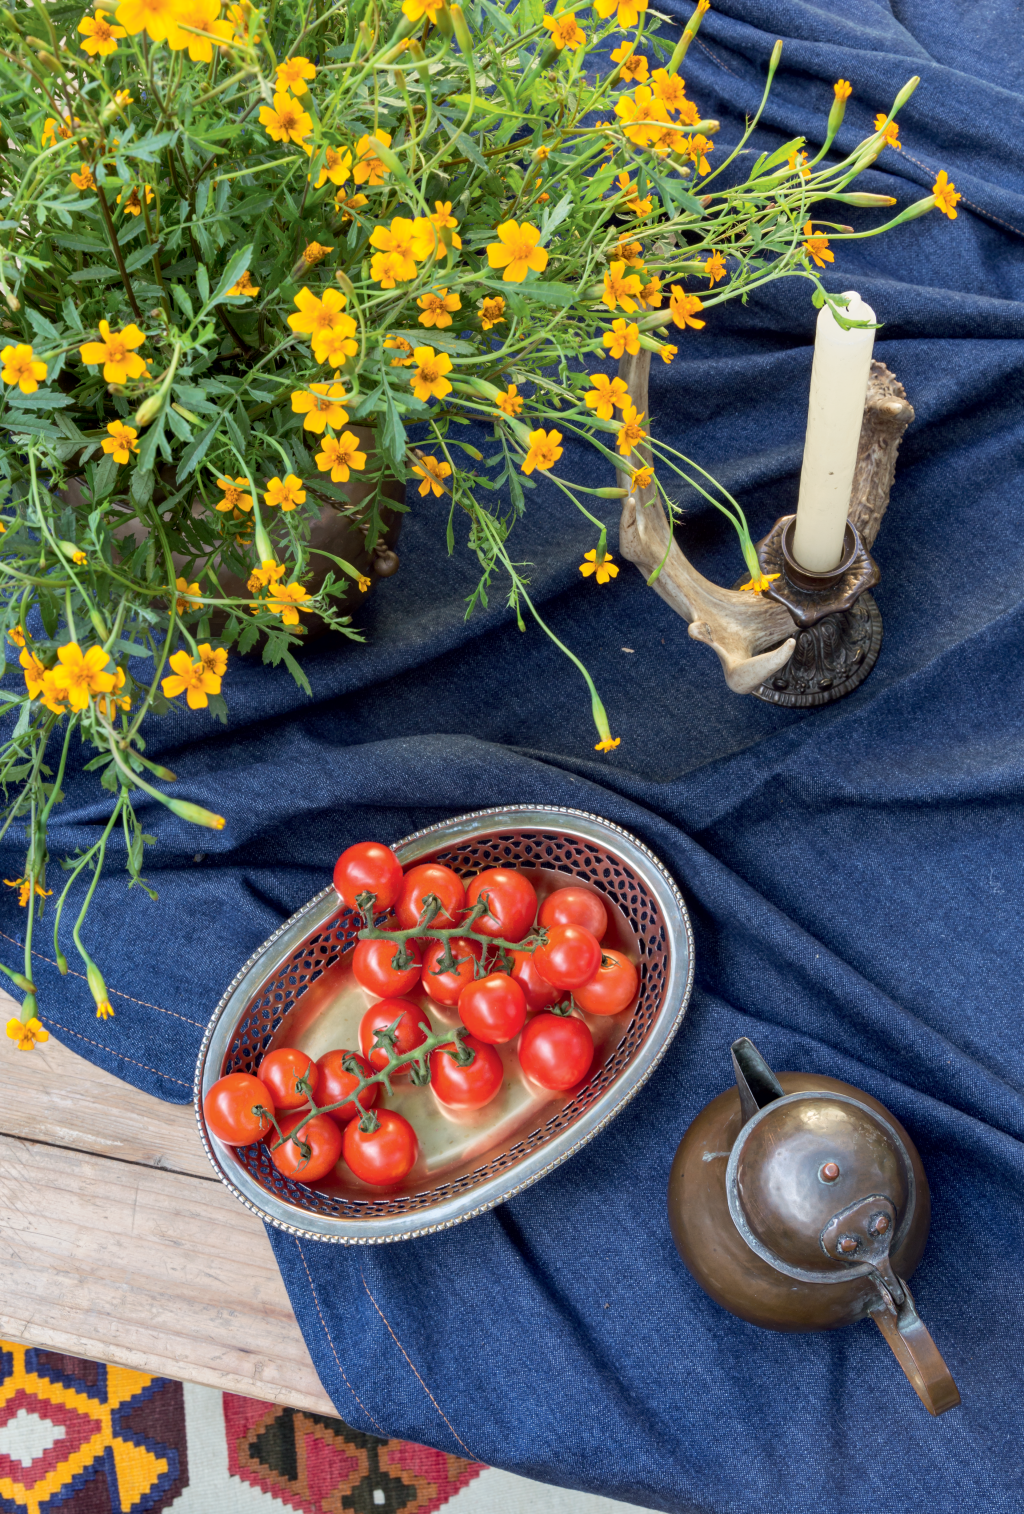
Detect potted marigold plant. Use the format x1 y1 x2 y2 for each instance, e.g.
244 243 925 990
0 0 956 1046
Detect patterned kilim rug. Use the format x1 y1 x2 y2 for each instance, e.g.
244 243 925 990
0 1344 644 1514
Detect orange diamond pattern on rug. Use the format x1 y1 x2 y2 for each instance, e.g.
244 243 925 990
223 1395 484 1514
0 1345 186 1514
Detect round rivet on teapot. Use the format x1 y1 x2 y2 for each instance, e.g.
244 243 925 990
836 1234 860 1255
869 1212 891 1237
820 1161 841 1183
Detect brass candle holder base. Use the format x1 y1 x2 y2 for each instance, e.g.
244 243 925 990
738 515 883 708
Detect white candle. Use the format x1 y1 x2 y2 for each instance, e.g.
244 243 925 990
792 291 876 573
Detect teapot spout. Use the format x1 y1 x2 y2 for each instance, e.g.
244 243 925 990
731 1038 784 1125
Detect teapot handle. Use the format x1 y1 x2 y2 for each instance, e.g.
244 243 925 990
870 1276 961 1416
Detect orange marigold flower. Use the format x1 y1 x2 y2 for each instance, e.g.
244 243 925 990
802 222 834 268
409 347 453 403
227 269 260 297
668 287 705 331
161 648 222 709
115 0 184 43
259 92 313 149
579 549 619 584
288 285 349 341
543 8 586 50
593 0 647 27
265 581 312 627
521 428 563 475
353 130 392 187
412 456 452 497
70 164 97 192
402 0 444 23
79 321 146 383
659 343 678 363
602 259 644 314
873 114 901 150
291 383 349 433
175 577 202 613
51 642 116 711
650 68 690 117
417 289 462 328
486 220 548 283
616 404 647 457
313 320 358 368
834 79 852 101
595 735 621 753
78 9 126 55
6 1016 49 1050
302 241 333 266
494 385 524 417
276 55 316 94
102 420 138 463
610 43 648 84
631 466 655 490
168 0 233 62
602 319 641 359
932 170 961 219
428 201 462 257
214 475 254 512
316 432 367 482
681 133 714 174
479 296 506 330
383 335 415 367
639 276 663 308
585 373 629 421
1 344 47 395
264 474 306 511
739 571 782 593
788 150 810 179
314 146 353 189
704 250 726 285
369 217 424 288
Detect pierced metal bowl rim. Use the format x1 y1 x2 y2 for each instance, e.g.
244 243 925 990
193 804 694 1243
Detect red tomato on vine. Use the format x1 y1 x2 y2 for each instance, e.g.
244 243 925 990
465 868 538 942
509 948 562 1012
573 949 639 1016
269 1110 343 1184
538 886 608 940
257 1047 319 1111
204 1073 274 1146
395 862 466 931
458 972 527 1043
343 1108 419 1186
315 1048 379 1125
421 936 482 1006
334 841 404 913
518 1013 594 1091
359 999 430 1073
430 1034 505 1109
353 936 422 997
533 923 602 990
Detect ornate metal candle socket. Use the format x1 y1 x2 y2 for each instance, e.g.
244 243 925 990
616 356 914 706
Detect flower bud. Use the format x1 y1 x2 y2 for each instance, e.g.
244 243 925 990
4 288 20 312
593 487 630 498
86 961 114 1020
9 971 37 993
669 0 711 74
828 192 897 206
460 443 483 461
891 195 936 224
134 392 163 427
890 75 920 115
450 3 473 53
166 798 226 830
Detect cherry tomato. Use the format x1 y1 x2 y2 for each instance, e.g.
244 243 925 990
421 936 482 1007
343 1108 419 1186
269 1110 342 1184
539 886 608 941
333 841 403 913
257 1047 319 1111
534 923 602 990
509 948 562 1012
465 868 537 942
395 863 465 932
315 1048 379 1125
574 949 639 1017
458 972 527 1044
204 1072 274 1146
359 998 429 1073
430 1034 504 1109
353 936 422 997
518 1013 594 1091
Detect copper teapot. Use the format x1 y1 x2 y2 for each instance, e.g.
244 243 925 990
668 1038 960 1415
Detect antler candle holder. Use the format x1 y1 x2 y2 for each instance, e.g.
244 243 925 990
616 354 914 707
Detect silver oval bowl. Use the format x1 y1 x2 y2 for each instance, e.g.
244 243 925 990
194 806 694 1243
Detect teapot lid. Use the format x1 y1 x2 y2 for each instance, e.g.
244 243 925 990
725 1040 916 1286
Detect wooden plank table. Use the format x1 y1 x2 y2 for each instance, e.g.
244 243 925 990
0 988 335 1413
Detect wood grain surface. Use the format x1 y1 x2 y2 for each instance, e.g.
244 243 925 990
0 992 336 1414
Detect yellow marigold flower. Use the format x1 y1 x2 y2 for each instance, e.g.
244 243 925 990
288 286 349 342
212 475 253 514
788 149 810 179
932 170 961 219
357 575 372 592
117 184 153 216
403 0 444 21
71 164 97 192
681 133 714 174
594 735 621 753
51 642 116 712
78 9 126 54
616 238 645 268
610 43 648 83
1 344 47 395
659 343 678 363
8 627 27 648
315 432 367 482
543 8 586 50
96 665 131 717
175 577 202 613
614 86 670 149
428 201 462 257
248 559 285 593
20 648 47 700
369 217 424 288
616 405 647 456
834 79 852 101
39 669 69 715
479 296 506 330
412 456 452 497
409 347 453 403
6 1016 49 1050
639 276 663 308
198 643 227 678
593 0 647 27
495 385 524 417
384 335 415 367
314 146 352 189
602 259 644 314
585 373 629 421
291 382 349 433
114 0 183 42
42 117 73 147
602 319 641 359
114 89 133 107
802 222 834 268
487 220 548 283
4 876 52 908
79 321 146 384
335 190 369 220
102 420 139 463
739 571 781 593
521 428 563 475
266 581 312 627
668 287 705 331
264 474 306 511
162 648 221 709
417 289 462 328
704 250 726 285
259 92 313 149
353 130 392 187
227 269 259 298
303 241 333 266
650 68 689 116
276 55 316 94
631 466 654 489
873 114 901 150
579 549 619 584
227 0 260 42
168 0 233 60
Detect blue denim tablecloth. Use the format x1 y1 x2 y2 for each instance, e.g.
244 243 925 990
3 1 1023 1509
